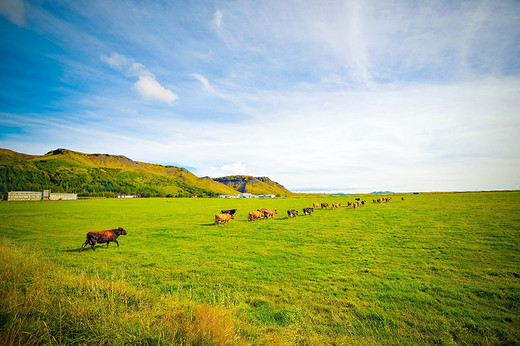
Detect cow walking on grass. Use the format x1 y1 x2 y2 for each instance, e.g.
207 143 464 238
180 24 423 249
215 213 234 225
303 208 313 215
80 227 127 252
221 209 237 215
248 211 265 221
287 209 298 218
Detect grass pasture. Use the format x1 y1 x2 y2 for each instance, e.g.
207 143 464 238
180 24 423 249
0 192 519 344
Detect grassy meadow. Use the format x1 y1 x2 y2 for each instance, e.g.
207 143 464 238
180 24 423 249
0 192 519 344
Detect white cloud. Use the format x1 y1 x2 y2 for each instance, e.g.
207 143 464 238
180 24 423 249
101 52 129 71
101 53 178 106
0 0 26 26
221 162 246 175
203 162 247 178
134 71 178 106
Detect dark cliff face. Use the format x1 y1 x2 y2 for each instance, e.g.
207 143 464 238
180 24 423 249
212 175 292 195
212 176 252 193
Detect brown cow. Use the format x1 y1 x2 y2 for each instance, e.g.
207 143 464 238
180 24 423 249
248 211 265 221
264 209 278 218
313 203 320 208
332 202 341 209
80 227 127 252
321 203 329 209
303 208 313 215
287 209 298 218
215 213 234 225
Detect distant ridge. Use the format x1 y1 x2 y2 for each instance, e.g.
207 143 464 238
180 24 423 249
0 148 294 197
213 175 295 197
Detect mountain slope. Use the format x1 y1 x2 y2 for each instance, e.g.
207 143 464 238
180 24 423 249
34 149 239 195
0 148 294 197
213 175 296 197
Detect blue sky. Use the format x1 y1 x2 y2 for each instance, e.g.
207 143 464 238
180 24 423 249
1 0 519 193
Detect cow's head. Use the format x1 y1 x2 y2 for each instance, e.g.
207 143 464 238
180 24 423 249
230 214 235 219
116 227 127 235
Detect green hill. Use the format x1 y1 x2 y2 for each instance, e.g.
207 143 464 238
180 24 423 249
213 175 296 197
0 148 294 198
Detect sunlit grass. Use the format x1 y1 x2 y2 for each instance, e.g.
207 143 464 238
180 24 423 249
0 191 519 344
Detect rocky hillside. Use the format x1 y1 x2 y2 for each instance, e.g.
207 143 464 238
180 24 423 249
0 148 294 197
213 175 295 197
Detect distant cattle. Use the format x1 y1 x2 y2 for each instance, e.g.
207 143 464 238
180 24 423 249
303 208 313 215
80 227 127 252
287 209 298 218
332 202 341 209
355 198 361 201
221 209 237 215
321 203 329 209
248 211 265 221
401 197 405 201
347 201 352 207
215 213 234 225
313 203 320 208
264 209 278 218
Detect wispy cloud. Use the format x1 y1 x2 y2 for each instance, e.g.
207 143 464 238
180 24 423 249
0 0 26 26
191 73 215 93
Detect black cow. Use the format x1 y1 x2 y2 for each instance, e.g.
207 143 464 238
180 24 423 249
221 209 237 215
303 208 313 215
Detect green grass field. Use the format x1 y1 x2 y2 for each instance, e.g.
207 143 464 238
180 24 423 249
1 192 519 344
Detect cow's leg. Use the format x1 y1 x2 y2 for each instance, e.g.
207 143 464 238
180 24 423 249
90 240 97 250
106 241 110 248
114 240 120 247
80 241 88 253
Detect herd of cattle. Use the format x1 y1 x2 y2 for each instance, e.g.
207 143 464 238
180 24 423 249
78 197 404 251
214 196 403 225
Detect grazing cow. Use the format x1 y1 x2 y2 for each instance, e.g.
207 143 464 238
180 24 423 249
321 203 329 209
287 209 298 218
303 208 313 215
215 213 234 225
313 203 320 208
347 201 352 207
264 209 278 218
221 209 237 215
80 227 127 252
401 197 405 201
332 202 341 209
355 198 361 201
373 199 377 203
248 211 265 221
257 208 267 213
361 200 366 206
